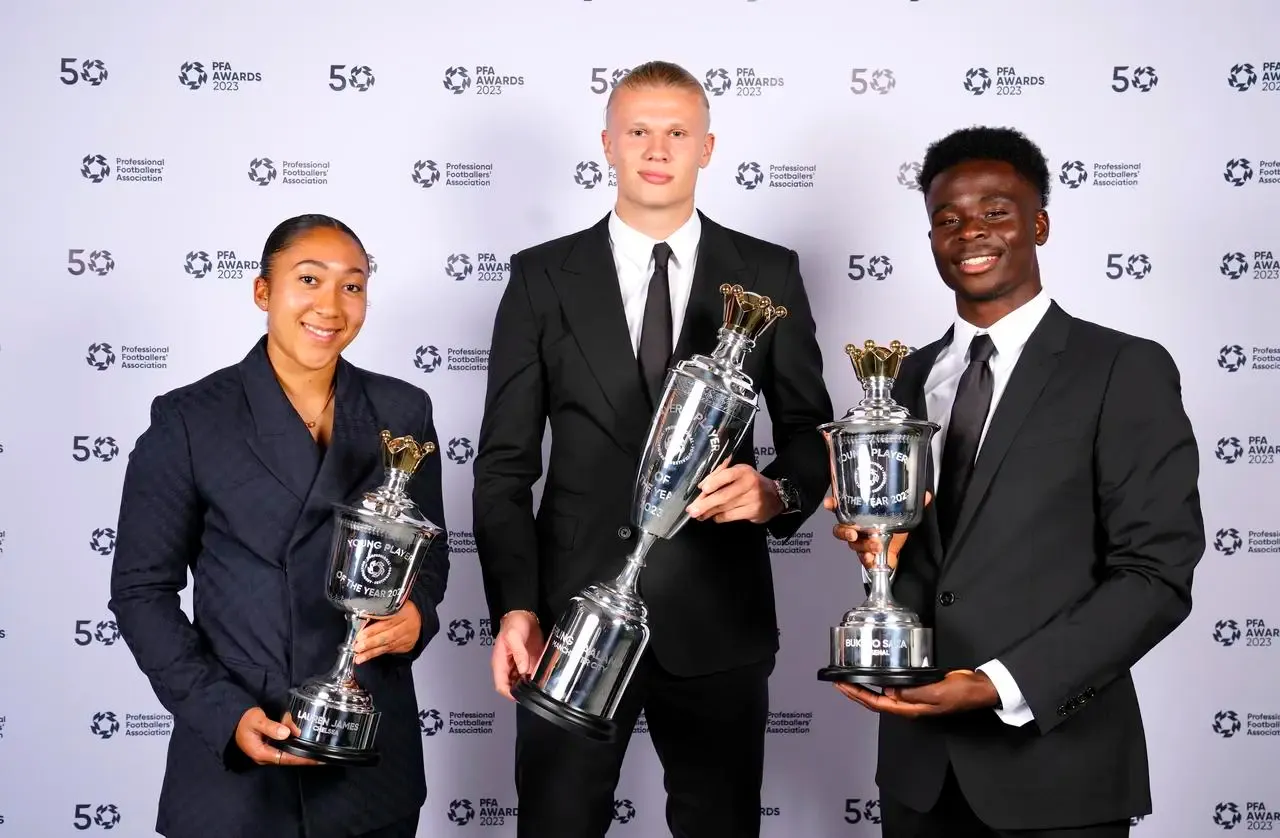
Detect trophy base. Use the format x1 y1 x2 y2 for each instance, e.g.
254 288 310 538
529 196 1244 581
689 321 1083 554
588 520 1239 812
816 665 946 687
268 734 381 766
264 682 382 767
512 677 618 743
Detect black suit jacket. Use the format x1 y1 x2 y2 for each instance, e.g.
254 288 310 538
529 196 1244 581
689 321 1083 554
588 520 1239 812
108 336 450 838
473 212 833 676
876 302 1205 830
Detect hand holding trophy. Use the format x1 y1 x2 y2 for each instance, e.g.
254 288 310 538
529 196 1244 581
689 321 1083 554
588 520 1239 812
511 284 788 741
817 340 943 687
269 430 443 766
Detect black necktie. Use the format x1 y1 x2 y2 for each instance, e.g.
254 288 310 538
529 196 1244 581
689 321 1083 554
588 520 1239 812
936 333 996 550
637 242 674 404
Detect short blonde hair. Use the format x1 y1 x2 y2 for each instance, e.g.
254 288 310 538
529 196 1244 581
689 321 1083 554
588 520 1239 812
606 60 710 123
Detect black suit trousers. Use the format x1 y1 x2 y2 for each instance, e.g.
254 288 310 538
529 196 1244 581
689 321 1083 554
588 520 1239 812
882 767 1131 838
514 652 775 838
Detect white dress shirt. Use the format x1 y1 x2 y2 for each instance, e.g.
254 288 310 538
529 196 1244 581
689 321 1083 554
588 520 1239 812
923 289 1052 727
607 209 702 356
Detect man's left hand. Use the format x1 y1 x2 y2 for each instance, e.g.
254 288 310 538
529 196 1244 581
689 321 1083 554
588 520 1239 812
353 600 422 664
834 670 1000 717
686 459 783 524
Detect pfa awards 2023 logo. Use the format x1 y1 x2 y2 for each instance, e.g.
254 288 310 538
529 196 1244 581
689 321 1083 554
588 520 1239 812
184 250 259 280
1220 250 1280 281
1211 801 1279 830
178 60 263 92
962 65 1045 96
1211 617 1276 648
701 66 785 99
447 797 517 828
445 616 492 647
444 252 508 282
441 65 524 96
1214 435 1277 466
1227 61 1280 92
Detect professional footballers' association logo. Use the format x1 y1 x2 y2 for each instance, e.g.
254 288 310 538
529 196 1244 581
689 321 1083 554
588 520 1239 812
897 162 921 191
1059 161 1088 189
1213 709 1242 738
1214 527 1244 556
736 162 764 189
1219 345 1248 372
1225 158 1254 186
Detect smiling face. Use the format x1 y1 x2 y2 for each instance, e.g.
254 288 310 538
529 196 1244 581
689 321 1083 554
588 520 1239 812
925 158 1049 323
252 225 368 375
602 83 714 220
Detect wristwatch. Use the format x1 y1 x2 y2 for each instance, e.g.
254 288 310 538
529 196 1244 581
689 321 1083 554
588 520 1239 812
773 477 801 514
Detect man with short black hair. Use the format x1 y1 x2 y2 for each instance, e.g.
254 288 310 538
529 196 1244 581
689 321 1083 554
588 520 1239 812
829 125 1204 837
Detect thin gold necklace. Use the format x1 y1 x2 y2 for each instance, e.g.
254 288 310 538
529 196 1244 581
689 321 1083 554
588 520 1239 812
303 380 337 429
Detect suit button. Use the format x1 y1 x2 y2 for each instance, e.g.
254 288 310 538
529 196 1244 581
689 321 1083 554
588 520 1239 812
617 526 632 539
937 591 956 607
1057 706 1068 717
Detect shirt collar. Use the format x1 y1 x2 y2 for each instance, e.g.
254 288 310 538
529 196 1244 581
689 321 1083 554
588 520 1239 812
608 209 701 273
949 290 1052 362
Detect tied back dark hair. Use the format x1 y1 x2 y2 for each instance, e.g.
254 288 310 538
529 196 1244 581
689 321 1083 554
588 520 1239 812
258 213 368 281
918 125 1052 208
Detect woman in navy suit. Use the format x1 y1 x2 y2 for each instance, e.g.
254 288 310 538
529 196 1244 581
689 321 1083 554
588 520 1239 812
109 214 450 838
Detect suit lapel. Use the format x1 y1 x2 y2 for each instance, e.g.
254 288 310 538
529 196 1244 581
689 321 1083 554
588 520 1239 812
897 334 949 565
554 214 653 454
239 336 321 504
947 304 1071 555
670 212 751 367
287 357 383 557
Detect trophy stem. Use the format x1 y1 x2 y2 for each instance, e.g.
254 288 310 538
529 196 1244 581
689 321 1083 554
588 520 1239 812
711 329 754 369
866 528 895 608
375 468 410 499
857 376 895 410
324 613 365 687
613 531 658 596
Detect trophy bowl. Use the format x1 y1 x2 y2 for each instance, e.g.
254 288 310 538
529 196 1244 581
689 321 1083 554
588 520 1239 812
270 431 443 765
816 340 943 688
512 285 787 739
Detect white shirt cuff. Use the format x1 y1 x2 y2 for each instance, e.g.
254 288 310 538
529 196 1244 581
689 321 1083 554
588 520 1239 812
977 659 1034 727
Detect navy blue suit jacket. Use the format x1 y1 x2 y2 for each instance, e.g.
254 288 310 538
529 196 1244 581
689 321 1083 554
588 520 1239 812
109 336 450 838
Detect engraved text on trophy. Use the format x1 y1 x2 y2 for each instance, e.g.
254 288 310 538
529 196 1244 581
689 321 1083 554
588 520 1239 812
634 375 753 537
831 431 924 530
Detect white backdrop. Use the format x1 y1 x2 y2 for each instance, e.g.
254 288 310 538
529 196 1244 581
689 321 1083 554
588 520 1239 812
1 0 1278 835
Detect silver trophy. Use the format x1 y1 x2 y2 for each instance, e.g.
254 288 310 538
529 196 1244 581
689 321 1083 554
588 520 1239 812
512 284 788 740
270 430 443 765
816 341 942 687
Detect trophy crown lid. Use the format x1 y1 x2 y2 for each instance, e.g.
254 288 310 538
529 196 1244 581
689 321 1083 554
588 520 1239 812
845 340 910 381
719 283 787 341
380 430 435 474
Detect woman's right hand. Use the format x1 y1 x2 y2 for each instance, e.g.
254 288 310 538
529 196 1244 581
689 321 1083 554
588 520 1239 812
235 708 322 766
